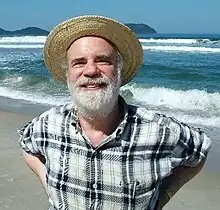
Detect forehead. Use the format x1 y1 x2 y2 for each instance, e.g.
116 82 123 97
67 36 117 56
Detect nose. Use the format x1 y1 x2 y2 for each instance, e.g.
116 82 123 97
83 61 100 77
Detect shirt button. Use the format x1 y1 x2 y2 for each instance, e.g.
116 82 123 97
93 183 97 189
93 151 99 156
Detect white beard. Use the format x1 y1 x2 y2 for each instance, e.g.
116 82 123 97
67 72 121 119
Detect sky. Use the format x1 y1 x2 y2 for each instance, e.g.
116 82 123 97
1 0 220 34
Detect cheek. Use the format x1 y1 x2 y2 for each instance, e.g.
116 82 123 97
67 69 81 83
102 66 116 78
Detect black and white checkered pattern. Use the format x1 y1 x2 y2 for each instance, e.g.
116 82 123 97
19 97 211 210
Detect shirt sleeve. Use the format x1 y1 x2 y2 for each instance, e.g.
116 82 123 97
170 122 212 168
18 117 41 155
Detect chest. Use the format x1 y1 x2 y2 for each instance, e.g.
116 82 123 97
42 119 174 209
45 139 172 209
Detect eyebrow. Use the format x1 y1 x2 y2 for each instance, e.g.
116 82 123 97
70 57 86 66
70 54 113 66
95 55 112 62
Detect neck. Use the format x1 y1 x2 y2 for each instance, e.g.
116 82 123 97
77 101 121 135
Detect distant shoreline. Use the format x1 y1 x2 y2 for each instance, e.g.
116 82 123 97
0 23 157 36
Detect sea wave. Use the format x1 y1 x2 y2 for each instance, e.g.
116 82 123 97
122 85 220 127
0 44 44 48
0 36 47 43
121 84 220 113
1 36 220 53
160 110 220 127
1 43 219 53
1 36 219 45
139 38 220 45
1 75 219 113
0 86 68 106
0 82 220 127
140 38 198 44
142 45 220 53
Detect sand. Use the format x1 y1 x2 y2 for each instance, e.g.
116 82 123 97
0 109 219 210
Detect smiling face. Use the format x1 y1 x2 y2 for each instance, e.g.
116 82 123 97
66 36 122 119
67 36 118 86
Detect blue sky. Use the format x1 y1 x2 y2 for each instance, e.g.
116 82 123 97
1 0 220 34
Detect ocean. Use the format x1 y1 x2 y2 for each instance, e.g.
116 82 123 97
0 34 220 128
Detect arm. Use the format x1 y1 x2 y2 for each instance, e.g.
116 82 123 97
158 159 206 209
23 151 47 194
156 117 211 209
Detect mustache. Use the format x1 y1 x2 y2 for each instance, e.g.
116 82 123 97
74 77 112 87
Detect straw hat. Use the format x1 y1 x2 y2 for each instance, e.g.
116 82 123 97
44 15 143 86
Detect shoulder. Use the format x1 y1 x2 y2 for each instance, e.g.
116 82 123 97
129 104 211 153
37 103 73 118
18 103 75 154
31 102 74 126
128 104 181 130
127 104 184 144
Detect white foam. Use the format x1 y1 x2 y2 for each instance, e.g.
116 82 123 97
0 85 220 127
121 85 220 127
0 86 68 106
0 36 46 43
139 38 198 44
1 84 220 112
142 45 220 53
162 110 220 127
122 85 220 113
0 44 44 48
3 76 23 84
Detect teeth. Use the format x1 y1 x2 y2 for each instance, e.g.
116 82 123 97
86 84 98 88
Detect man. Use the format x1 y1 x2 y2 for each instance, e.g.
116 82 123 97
19 15 211 210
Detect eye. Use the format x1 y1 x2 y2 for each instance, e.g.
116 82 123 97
96 59 111 65
72 61 86 68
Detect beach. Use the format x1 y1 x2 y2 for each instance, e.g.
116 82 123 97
0 108 219 210
0 110 49 210
1 34 220 209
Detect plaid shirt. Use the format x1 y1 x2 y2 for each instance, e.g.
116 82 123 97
19 97 211 210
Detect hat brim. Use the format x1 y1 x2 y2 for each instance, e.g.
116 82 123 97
44 15 143 86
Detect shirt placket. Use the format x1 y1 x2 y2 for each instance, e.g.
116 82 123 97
89 149 102 210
